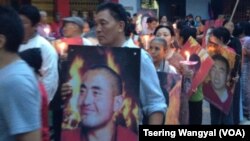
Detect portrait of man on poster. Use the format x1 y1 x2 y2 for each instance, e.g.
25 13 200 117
61 65 137 141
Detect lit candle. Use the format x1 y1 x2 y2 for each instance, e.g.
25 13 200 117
180 51 198 65
172 23 177 29
144 35 150 50
185 51 190 61
44 27 50 37
58 41 67 56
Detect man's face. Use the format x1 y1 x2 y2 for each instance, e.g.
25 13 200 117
95 9 123 46
148 21 158 30
209 34 222 45
19 15 36 42
78 70 118 128
62 22 80 37
224 22 234 35
209 60 228 91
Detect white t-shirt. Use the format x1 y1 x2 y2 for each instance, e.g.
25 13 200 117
19 34 59 102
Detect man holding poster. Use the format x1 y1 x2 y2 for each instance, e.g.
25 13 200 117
94 2 166 125
61 65 137 141
61 2 166 128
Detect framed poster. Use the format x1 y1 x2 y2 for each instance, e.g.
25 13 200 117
203 43 236 114
180 37 214 97
60 46 140 141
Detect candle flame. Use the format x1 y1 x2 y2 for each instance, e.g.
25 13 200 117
43 27 50 35
144 35 150 49
58 41 68 55
185 51 190 61
172 23 177 29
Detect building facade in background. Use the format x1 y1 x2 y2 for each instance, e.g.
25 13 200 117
1 0 249 24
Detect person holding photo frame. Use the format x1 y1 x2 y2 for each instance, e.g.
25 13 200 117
61 2 166 125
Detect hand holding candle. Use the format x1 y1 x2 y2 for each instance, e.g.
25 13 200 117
179 51 199 93
180 51 198 65
179 51 197 125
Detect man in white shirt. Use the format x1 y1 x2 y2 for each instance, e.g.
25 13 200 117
94 2 166 124
19 5 59 102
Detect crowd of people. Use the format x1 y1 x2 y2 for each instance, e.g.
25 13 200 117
0 1 250 141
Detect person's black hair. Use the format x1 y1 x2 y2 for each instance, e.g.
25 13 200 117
153 25 175 36
19 48 42 76
179 26 197 44
0 6 24 53
146 16 157 24
19 4 40 26
126 11 132 24
176 20 187 30
127 23 137 35
97 2 130 37
189 53 201 72
201 19 206 26
211 27 230 45
233 22 245 38
126 11 131 18
133 13 137 17
87 64 123 95
212 54 230 75
187 14 193 18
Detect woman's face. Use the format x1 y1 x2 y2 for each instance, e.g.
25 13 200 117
83 22 90 33
160 16 167 23
148 40 166 63
155 27 173 46
195 16 201 22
